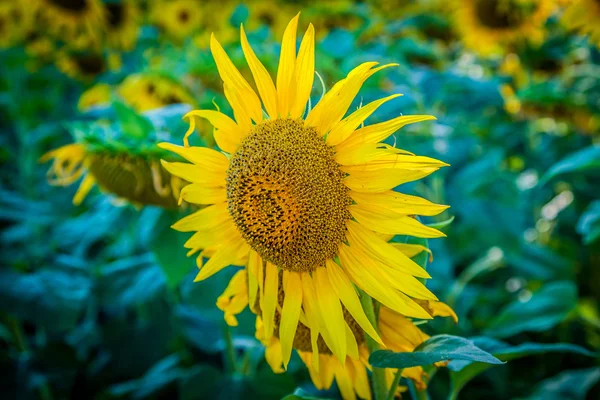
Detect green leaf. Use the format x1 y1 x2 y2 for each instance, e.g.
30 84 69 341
426 215 455 231
484 281 577 338
577 200 600 245
113 101 154 139
151 214 195 288
540 145 600 185
369 335 503 369
524 367 600 400
282 388 332 400
448 337 596 397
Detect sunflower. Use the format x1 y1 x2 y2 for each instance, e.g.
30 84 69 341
0 2 33 48
562 0 600 46
454 0 555 56
117 73 197 112
77 83 112 111
55 51 107 81
103 0 141 51
41 144 188 208
244 0 297 36
34 0 105 49
160 14 450 394
149 0 205 43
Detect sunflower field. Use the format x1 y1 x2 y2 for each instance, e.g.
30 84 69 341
1 0 599 399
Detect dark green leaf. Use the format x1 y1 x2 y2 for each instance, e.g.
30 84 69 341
540 145 600 185
577 200 600 245
369 335 503 369
113 101 154 139
525 368 600 400
484 281 577 338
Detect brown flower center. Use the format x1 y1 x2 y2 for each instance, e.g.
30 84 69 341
227 119 352 272
475 0 529 29
49 0 88 13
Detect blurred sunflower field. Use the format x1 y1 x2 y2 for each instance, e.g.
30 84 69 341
1 0 600 399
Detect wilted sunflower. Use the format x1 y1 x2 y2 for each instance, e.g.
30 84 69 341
103 0 141 51
161 14 450 395
34 0 104 49
562 0 600 46
41 144 188 208
454 0 555 55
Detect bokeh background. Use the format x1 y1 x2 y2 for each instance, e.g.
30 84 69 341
1 0 599 399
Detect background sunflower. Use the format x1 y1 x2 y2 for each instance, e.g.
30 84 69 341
1 1 599 400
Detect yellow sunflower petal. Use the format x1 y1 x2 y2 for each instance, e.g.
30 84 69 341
72 174 96 205
324 259 383 345
326 94 402 146
339 244 431 319
184 110 244 153
390 243 433 261
240 25 278 119
334 361 357 400
346 220 430 278
305 62 397 136
179 184 226 205
193 240 248 281
171 203 230 232
158 142 229 171
300 272 324 373
265 338 285 374
160 160 225 186
262 262 279 341
337 115 437 151
276 13 299 117
210 33 262 124
313 267 346 363
350 190 448 217
344 322 359 360
349 204 446 238
344 168 438 193
279 271 303 369
289 23 315 119
247 250 261 313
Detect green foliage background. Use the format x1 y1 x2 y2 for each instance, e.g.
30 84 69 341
1 1 599 399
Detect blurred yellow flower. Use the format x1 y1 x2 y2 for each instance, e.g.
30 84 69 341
454 0 555 56
562 0 600 47
117 73 197 112
103 0 141 51
34 0 105 49
160 14 450 399
56 51 107 81
150 0 205 42
0 2 32 48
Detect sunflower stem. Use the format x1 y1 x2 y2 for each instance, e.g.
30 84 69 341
359 291 387 400
386 369 402 400
222 323 237 374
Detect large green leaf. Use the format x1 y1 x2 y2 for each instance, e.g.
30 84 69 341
484 281 577 338
369 335 503 369
449 337 596 397
540 145 600 185
577 200 600 245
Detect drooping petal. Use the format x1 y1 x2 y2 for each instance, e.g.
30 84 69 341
313 267 347 363
326 94 402 146
334 360 357 400
240 25 279 119
210 34 263 124
160 160 225 186
339 244 431 319
324 259 383 345
279 271 303 369
346 220 430 278
276 14 299 117
350 204 446 238
72 174 96 205
247 250 261 313
262 262 279 340
300 272 324 373
289 23 315 118
336 115 436 151
193 239 248 281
